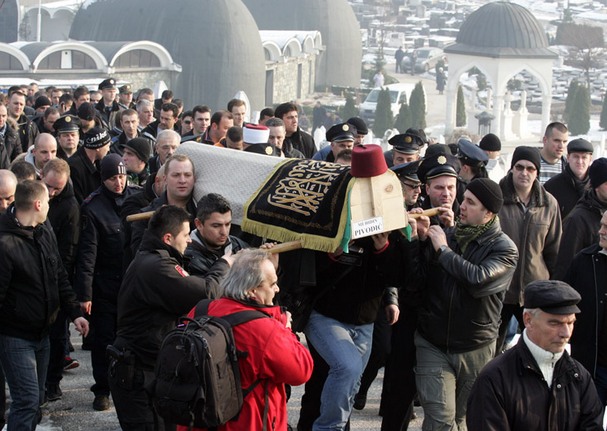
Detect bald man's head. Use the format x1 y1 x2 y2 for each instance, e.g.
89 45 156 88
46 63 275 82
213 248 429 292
0 169 18 213
33 133 57 170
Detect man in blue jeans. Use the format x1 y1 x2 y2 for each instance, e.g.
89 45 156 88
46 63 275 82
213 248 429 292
0 180 88 430
297 231 398 430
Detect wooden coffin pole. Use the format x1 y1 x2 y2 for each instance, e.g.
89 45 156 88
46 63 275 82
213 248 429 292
266 208 440 254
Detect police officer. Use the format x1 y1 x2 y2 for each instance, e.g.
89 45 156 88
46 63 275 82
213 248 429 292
391 160 422 210
417 151 460 227
386 128 425 167
53 115 80 160
118 84 135 110
96 78 123 130
312 123 356 162
73 154 139 411
456 138 488 203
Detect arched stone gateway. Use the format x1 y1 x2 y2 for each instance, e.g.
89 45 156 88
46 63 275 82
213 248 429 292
444 1 558 140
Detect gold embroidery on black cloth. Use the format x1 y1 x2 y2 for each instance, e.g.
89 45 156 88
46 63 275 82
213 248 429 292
267 161 345 216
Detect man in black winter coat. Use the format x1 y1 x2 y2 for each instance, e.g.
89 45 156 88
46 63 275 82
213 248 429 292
544 138 593 219
467 280 603 430
565 211 607 405
0 180 88 430
110 205 232 430
41 158 81 401
411 178 518 430
73 154 139 412
554 157 607 280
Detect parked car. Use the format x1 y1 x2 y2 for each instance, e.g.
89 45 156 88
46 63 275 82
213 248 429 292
359 83 415 125
401 47 445 73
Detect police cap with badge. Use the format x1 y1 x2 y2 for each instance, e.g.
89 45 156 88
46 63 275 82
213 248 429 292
417 152 459 183
457 138 488 168
326 123 356 143
119 84 132 95
389 128 425 154
99 78 116 91
391 160 421 184
53 115 80 134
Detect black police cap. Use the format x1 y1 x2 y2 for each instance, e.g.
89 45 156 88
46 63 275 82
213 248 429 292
326 123 356 142
458 138 488 167
53 115 80 133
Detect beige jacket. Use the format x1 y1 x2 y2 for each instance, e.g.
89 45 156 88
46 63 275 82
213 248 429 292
498 174 562 305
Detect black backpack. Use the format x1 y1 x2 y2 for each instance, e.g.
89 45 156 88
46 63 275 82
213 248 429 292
149 299 267 429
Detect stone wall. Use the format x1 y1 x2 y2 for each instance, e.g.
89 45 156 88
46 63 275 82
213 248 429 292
270 56 316 104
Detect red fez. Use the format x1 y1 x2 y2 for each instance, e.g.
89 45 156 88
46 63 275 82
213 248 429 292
350 145 388 178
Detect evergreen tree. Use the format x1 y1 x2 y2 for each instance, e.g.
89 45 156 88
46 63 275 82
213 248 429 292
600 93 607 130
456 85 467 127
393 95 411 133
409 81 426 129
340 94 359 120
568 84 590 135
373 88 393 137
564 80 580 124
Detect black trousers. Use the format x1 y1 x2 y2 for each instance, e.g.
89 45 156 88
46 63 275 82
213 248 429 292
380 308 418 431
109 362 175 431
47 309 69 385
90 306 117 396
357 309 392 398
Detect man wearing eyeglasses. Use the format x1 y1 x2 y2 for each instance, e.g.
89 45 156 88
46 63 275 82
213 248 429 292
392 160 422 210
496 146 562 352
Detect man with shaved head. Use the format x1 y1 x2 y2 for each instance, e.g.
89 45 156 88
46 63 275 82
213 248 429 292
0 170 17 213
25 133 57 179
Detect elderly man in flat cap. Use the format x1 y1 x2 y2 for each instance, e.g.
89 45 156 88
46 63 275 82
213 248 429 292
467 280 604 430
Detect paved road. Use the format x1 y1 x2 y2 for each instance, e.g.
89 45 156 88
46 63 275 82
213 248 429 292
13 328 423 430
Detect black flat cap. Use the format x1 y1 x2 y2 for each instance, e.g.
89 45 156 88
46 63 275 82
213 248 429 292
567 138 593 154
524 280 581 314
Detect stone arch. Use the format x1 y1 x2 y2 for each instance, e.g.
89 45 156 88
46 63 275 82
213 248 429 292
0 43 30 71
110 41 174 69
262 41 282 62
32 42 106 71
283 38 302 58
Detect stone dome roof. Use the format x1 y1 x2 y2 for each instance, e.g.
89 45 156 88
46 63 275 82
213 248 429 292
445 1 558 58
242 0 362 89
69 0 265 111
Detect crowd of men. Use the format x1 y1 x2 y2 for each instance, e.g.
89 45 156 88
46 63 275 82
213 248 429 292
0 78 606 431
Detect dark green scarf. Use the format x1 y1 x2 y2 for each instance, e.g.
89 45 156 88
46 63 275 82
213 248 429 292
454 215 497 254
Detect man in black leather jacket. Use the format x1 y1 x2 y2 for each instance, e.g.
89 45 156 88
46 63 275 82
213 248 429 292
410 178 518 430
